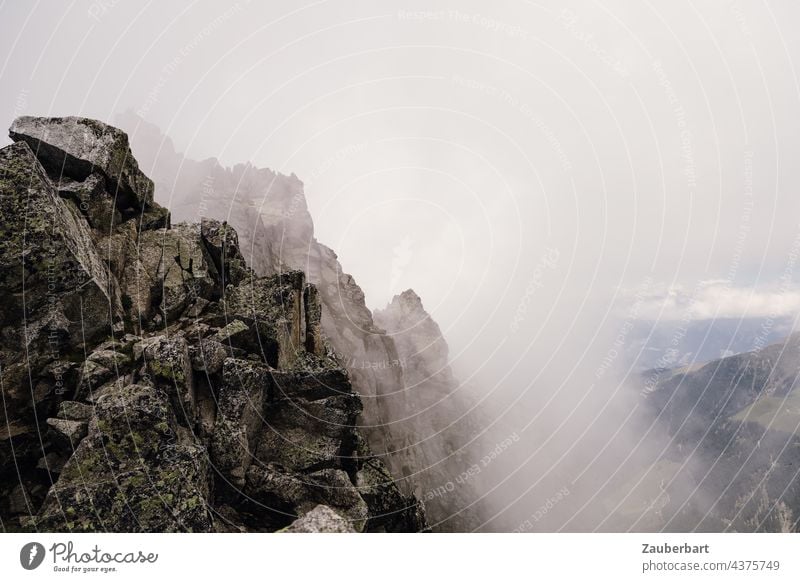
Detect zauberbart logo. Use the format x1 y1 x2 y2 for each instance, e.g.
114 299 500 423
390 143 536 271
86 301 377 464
20 542 46 570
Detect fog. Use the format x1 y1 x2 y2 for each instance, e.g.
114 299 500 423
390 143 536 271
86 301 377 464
3 0 800 530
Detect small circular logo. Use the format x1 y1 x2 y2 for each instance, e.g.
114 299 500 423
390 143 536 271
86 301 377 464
20 542 45 570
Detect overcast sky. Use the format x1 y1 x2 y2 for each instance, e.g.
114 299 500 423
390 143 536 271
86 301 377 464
3 0 800 396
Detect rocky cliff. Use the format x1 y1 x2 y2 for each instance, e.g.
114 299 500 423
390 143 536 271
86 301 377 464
0 116 426 533
373 290 487 528
116 112 489 530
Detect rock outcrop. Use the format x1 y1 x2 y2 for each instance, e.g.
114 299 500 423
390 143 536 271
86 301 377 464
374 290 487 529
0 116 425 533
9 116 155 212
116 111 490 530
373 290 454 387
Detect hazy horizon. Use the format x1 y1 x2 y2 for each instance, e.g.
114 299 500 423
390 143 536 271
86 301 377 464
4 0 800 532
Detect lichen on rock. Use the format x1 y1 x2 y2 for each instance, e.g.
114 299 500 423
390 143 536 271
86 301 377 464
0 116 426 533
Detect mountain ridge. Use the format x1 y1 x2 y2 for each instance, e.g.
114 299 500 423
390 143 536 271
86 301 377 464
115 111 490 530
632 332 800 531
0 115 426 533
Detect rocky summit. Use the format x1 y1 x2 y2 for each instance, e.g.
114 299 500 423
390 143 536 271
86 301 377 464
0 116 426 533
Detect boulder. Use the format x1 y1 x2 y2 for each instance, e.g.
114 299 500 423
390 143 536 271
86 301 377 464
188 338 228 374
93 220 144 321
9 116 155 211
133 335 163 361
138 204 171 231
280 505 355 533
46 418 88 448
222 271 311 369
138 225 219 323
75 348 131 400
254 419 340 475
242 464 367 532
305 469 368 531
142 336 195 426
0 141 121 348
254 394 360 473
35 383 213 532
54 173 121 231
56 401 93 422
200 218 249 287
0 141 120 469
183 297 209 318
211 319 253 349
242 463 317 529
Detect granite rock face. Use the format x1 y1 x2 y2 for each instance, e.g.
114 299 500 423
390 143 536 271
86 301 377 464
0 116 426 533
36 382 214 532
117 112 489 530
0 139 122 509
10 116 155 211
